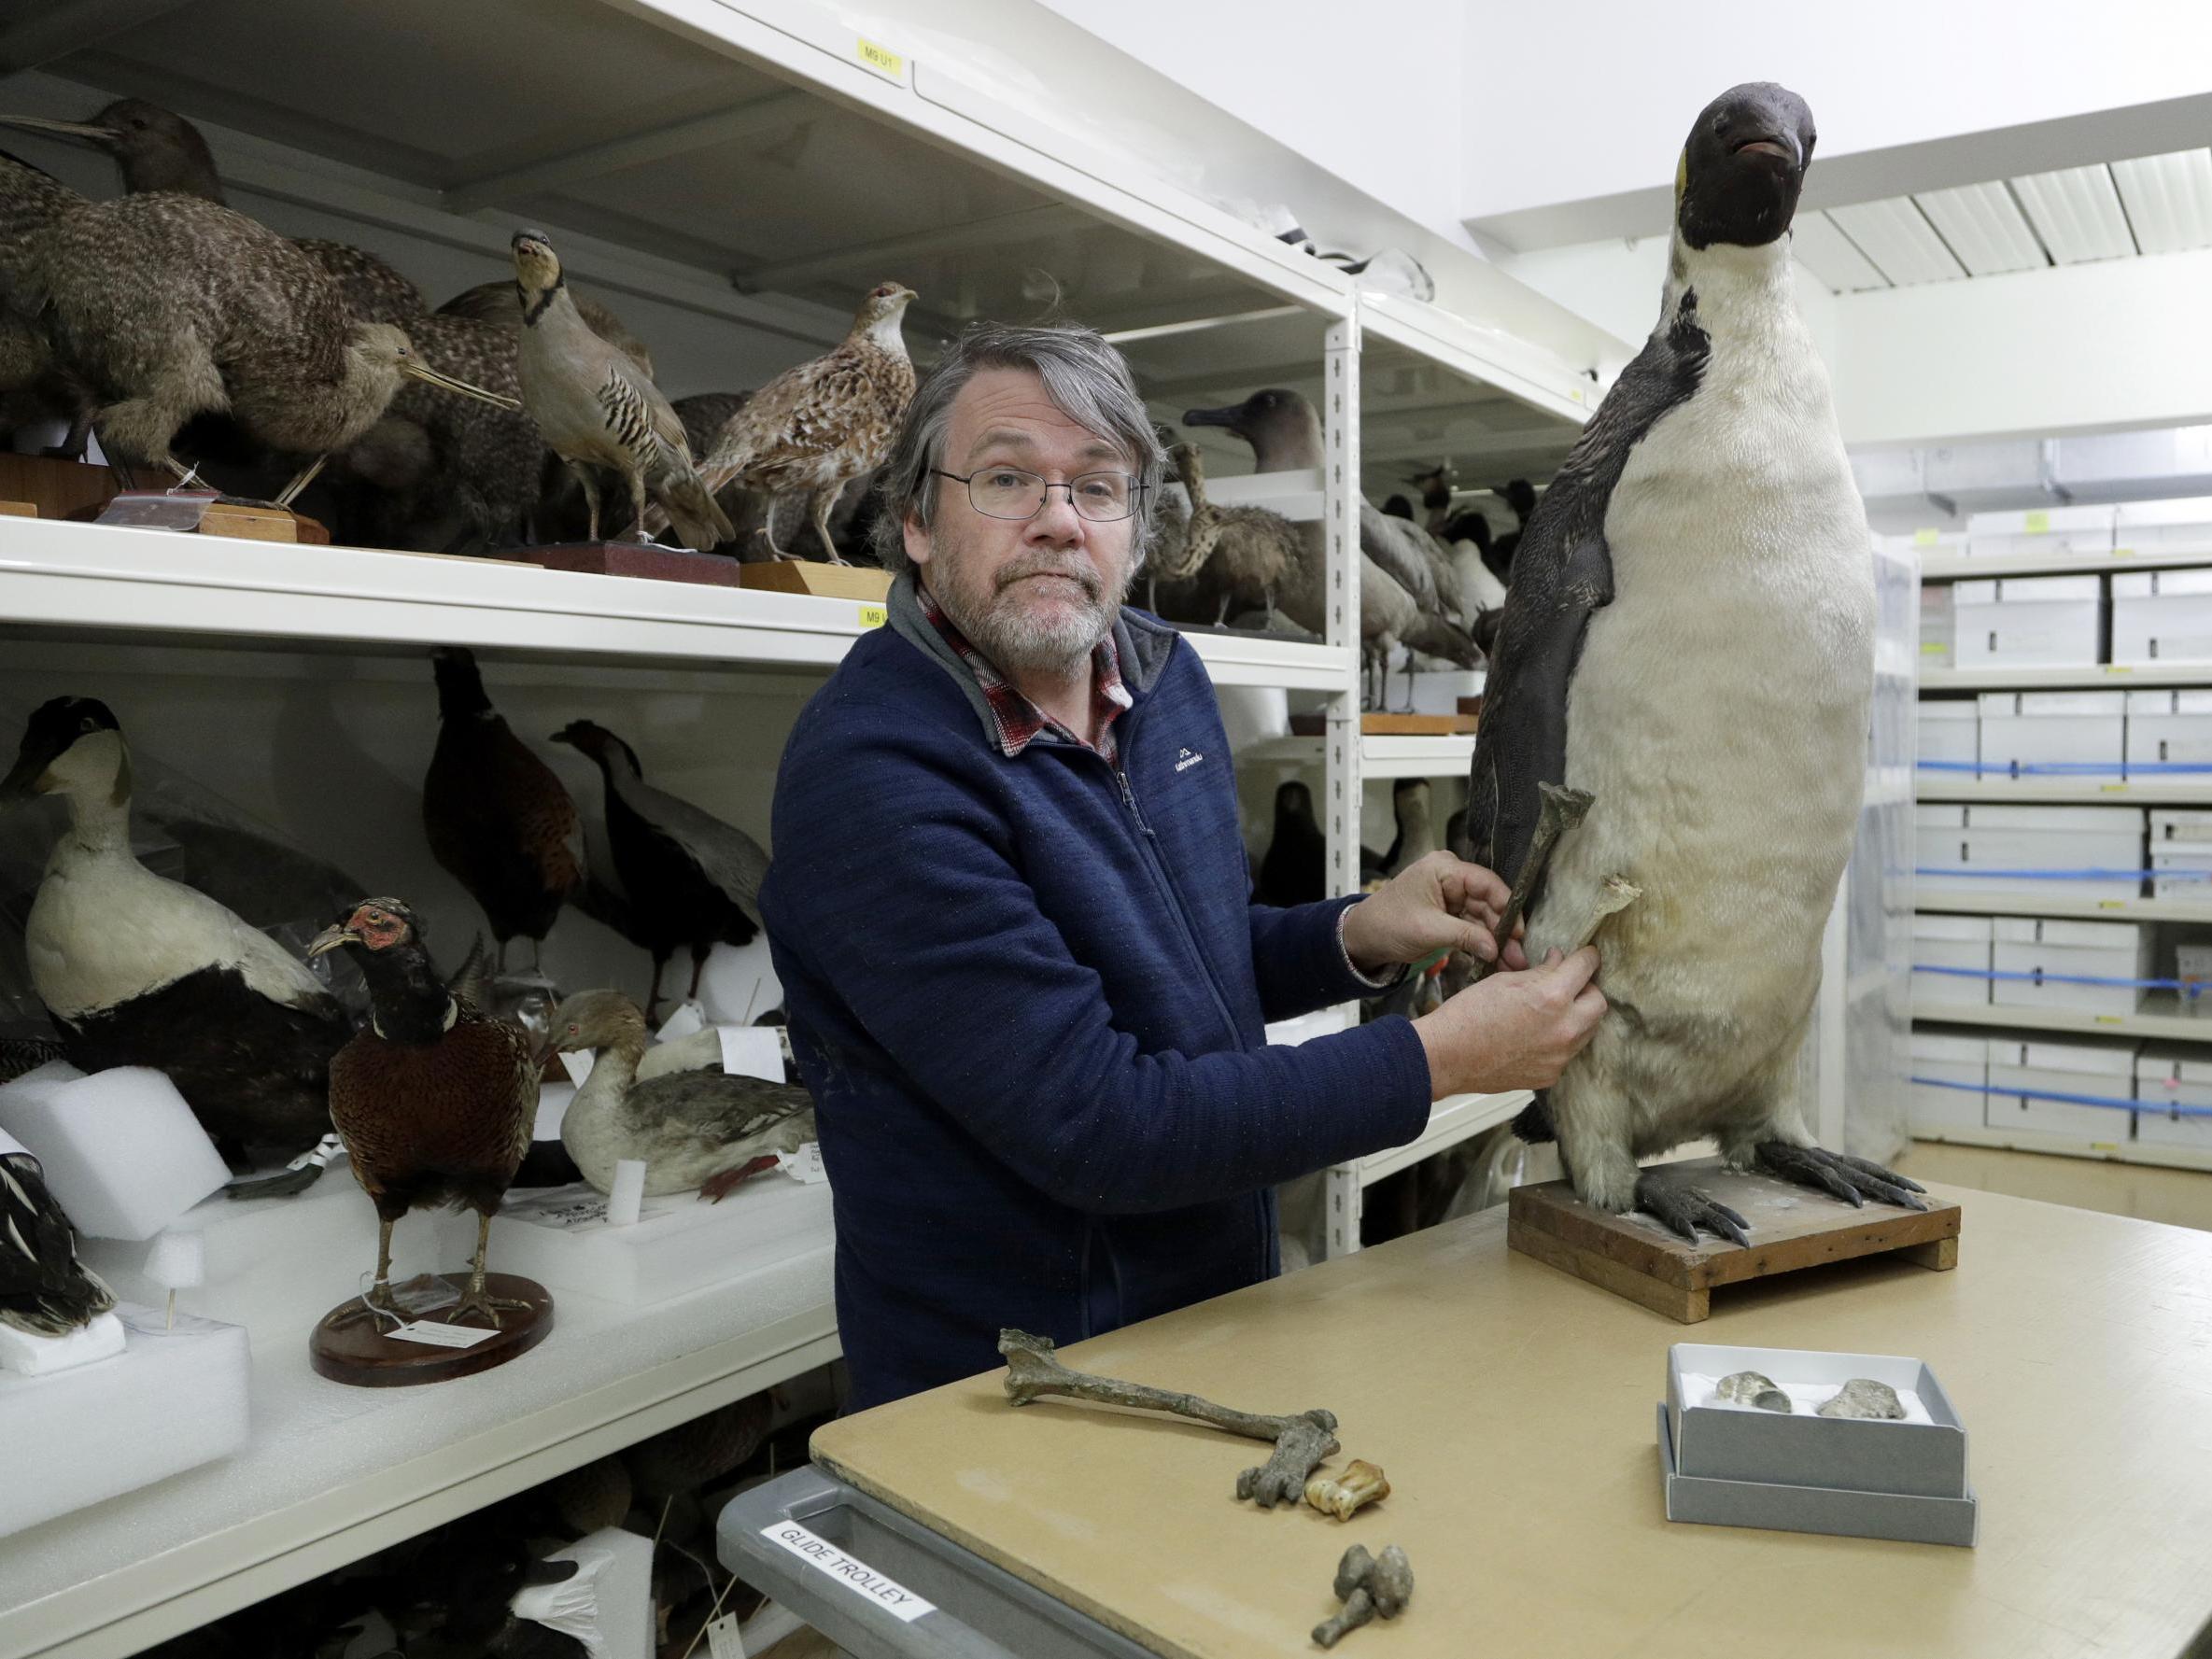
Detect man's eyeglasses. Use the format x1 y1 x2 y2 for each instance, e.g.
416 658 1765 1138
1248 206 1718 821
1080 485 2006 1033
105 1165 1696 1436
934 467 1147 524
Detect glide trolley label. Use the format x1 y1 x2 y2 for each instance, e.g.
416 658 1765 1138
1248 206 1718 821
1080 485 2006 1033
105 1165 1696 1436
760 1521 935 1622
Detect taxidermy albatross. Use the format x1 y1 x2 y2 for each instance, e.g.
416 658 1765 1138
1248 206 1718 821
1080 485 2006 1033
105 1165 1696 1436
1467 82 1923 1243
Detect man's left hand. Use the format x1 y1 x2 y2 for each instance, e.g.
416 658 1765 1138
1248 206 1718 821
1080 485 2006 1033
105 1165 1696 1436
1342 851 1529 977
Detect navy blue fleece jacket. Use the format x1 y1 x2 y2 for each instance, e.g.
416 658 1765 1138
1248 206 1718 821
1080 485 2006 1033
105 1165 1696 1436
760 573 1432 1408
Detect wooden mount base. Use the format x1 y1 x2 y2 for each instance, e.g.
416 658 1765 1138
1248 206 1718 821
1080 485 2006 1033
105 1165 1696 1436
531 540 742 584
309 1272 554 1386
1507 1156 1962 1323
736 559 893 601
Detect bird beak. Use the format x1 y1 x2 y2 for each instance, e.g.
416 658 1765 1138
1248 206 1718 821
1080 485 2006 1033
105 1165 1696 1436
0 745 54 803
0 114 120 145
397 359 520 410
305 923 358 959
1181 403 1241 433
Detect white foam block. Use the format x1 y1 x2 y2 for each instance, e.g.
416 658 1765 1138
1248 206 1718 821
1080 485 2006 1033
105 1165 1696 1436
512 1527 656 1659
491 1177 833 1305
536 1080 576 1142
0 1309 126 1376
0 1066 231 1240
0 1304 248 1539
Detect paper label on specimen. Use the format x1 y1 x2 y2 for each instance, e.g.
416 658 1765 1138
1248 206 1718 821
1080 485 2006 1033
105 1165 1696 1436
390 1319 496 1349
705 1612 747 1658
777 1142 827 1185
387 1275 461 1315
760 1520 934 1622
502 1185 613 1230
718 1025 785 1082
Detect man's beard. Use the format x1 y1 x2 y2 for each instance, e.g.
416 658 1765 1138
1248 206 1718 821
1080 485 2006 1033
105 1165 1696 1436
927 527 1134 676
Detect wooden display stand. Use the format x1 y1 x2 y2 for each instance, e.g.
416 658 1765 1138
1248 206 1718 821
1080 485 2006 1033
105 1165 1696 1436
738 559 893 602
70 495 331 543
308 1272 554 1386
1507 1156 1962 1323
533 540 742 585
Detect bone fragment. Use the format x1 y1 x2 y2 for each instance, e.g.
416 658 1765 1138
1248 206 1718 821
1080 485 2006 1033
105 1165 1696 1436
1313 1543 1414 1648
1475 782 1593 983
1304 1459 1390 1521
998 1329 1340 1506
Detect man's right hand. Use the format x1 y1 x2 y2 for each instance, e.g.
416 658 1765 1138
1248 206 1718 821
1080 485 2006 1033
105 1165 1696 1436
1413 947 1607 1097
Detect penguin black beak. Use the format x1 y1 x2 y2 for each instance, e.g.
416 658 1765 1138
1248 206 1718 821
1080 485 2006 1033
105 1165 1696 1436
1730 133 1797 165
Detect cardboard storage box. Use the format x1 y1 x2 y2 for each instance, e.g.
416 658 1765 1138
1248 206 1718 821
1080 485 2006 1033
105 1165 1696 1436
1991 915 2149 1018
1986 1035 2137 1143
2112 567 2212 666
2114 496 2212 558
2149 810 2212 899
1911 914 1992 1007
2134 1047 2212 1150
2125 689 2212 780
1660 1343 1976 1547
1951 575 2104 668
1919 583 1955 670
1915 699 1978 776
1909 1030 1989 1133
1914 803 2145 902
1965 503 2114 561
1977 690 2124 782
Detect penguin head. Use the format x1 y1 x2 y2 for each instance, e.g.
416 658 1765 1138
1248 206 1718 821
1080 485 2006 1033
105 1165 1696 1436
1674 82 1815 250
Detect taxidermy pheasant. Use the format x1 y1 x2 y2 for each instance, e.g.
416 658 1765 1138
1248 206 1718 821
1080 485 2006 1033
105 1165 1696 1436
310 898 538 1328
681 281 916 561
422 647 582 975
2 697 348 1159
548 720 766 1019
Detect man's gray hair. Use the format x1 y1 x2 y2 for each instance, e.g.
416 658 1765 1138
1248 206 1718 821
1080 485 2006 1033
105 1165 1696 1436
872 321 1166 571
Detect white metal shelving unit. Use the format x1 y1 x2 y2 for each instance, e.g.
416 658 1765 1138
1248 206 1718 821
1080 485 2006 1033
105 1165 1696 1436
1912 526 2212 1170
0 1 1614 1652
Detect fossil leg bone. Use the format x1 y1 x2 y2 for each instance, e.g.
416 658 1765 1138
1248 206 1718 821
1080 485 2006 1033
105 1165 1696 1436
998 1329 1340 1507
1475 781 1594 984
1313 1543 1414 1648
1304 1459 1390 1521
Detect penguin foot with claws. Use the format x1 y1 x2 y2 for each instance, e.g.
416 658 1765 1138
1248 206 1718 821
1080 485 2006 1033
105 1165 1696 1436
1634 1170 1750 1246
1754 1143 1926 1211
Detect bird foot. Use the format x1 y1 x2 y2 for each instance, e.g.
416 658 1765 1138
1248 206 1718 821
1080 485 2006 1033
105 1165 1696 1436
698 1154 782 1202
451 1284 534 1329
1754 1143 1927 1212
324 1280 405 1330
1634 1169 1750 1246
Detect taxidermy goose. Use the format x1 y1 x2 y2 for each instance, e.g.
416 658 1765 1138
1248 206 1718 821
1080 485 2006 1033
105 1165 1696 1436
1471 83 1923 1243
548 720 766 1019
2 697 349 1158
1150 442 1299 626
550 990 813 1200
0 1137 115 1337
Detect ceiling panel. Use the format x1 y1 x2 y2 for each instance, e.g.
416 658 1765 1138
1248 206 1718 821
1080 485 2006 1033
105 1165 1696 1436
1790 211 1889 293
2111 148 2212 255
2011 165 2136 262
1826 198 1966 287
1913 182 2045 275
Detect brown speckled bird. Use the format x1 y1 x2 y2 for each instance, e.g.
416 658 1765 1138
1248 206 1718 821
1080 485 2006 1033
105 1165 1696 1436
0 101 426 326
422 647 583 975
684 282 916 561
309 899 537 1329
0 148 506 501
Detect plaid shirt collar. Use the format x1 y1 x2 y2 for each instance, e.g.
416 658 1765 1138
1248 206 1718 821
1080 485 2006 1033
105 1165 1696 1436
917 582 1132 762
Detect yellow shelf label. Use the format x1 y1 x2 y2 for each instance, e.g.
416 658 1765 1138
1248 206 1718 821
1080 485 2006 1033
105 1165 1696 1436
2114 545 2137 557
2095 1014 2124 1025
1913 527 1940 546
857 603 887 629
2099 899 2127 908
856 35 905 79
2102 782 2130 792
2106 664 2135 675
2024 510 2051 534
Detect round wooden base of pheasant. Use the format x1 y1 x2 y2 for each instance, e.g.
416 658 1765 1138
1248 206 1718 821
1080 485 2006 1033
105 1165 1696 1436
309 1273 554 1387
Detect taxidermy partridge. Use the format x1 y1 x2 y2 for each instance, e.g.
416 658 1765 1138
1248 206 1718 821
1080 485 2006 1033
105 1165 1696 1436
310 898 538 1327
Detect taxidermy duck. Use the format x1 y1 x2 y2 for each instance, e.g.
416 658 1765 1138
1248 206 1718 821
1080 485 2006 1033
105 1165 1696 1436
1150 442 1299 625
548 720 766 1019
550 990 813 1200
2 697 349 1158
309 898 538 1328
1472 83 1923 1243
0 1138 115 1337
423 647 583 974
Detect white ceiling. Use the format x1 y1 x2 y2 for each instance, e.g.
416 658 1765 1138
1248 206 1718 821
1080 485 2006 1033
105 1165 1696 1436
1793 146 2212 292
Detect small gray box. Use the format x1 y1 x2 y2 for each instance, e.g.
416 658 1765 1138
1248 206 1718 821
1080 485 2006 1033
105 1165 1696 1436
1659 1343 1979 1547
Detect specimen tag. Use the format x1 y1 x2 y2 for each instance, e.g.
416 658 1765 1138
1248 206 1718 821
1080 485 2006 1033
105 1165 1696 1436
858 603 888 629
719 1025 784 1082
854 36 905 80
777 1142 828 1185
706 1612 747 1657
760 1521 934 1621
390 1319 496 1349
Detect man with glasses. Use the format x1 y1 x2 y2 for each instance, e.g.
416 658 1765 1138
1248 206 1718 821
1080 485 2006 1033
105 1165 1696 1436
760 322 1604 1410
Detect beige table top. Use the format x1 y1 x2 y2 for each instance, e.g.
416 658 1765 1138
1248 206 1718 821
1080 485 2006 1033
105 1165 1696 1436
810 1183 2212 1659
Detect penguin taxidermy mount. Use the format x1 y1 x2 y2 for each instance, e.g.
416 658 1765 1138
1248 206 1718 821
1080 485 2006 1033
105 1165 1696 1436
1467 82 1923 1244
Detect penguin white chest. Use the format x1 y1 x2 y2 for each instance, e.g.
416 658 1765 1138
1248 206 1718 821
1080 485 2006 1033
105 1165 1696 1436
1541 324 1875 1052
